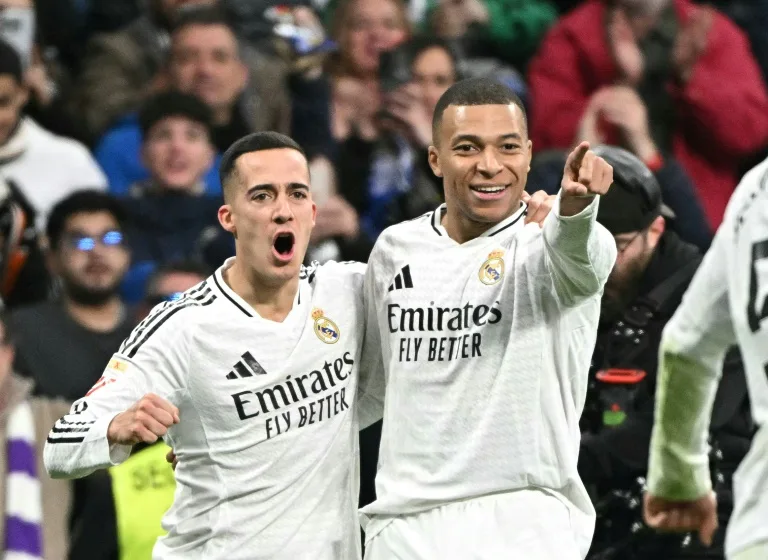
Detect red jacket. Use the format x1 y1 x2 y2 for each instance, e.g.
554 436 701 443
528 0 768 229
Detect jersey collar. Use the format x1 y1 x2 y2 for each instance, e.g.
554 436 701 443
212 257 303 318
430 201 528 239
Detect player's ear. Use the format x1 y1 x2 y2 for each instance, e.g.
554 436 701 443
647 216 665 248
218 204 236 237
527 140 533 172
311 201 317 227
428 145 442 177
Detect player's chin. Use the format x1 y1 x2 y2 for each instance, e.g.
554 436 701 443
466 199 518 225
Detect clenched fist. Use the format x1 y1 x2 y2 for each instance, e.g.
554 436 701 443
560 141 614 217
107 393 180 445
643 491 718 547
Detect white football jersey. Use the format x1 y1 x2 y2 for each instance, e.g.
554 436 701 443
648 157 768 558
358 195 617 556
44 258 369 560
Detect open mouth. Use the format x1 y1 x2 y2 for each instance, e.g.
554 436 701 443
272 232 295 262
470 184 508 198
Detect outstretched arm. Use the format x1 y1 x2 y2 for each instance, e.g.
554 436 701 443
543 142 617 307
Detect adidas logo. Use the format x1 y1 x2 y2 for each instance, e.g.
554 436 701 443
226 351 267 379
388 265 414 292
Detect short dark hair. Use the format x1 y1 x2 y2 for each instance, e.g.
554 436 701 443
0 39 22 84
145 260 211 297
219 132 307 200
170 5 236 37
139 90 213 139
46 190 127 250
432 77 527 142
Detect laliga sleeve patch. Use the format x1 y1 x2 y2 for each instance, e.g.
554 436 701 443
85 358 129 396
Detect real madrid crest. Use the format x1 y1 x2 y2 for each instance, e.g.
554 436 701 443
312 308 340 344
479 250 505 285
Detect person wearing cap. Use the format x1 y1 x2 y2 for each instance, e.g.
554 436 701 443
578 146 753 559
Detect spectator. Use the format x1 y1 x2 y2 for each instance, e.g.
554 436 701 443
136 259 209 319
428 0 557 71
74 0 290 144
528 0 768 230
527 85 713 252
71 0 216 143
0 309 73 560
9 191 134 401
120 91 221 302
0 39 107 230
578 146 751 558
333 36 458 263
328 0 410 143
93 6 285 196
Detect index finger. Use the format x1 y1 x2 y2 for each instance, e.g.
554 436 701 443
566 141 591 177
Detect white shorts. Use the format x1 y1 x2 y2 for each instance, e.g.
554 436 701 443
364 489 582 560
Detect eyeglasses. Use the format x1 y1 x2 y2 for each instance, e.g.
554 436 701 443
615 230 644 253
145 291 184 307
65 231 125 252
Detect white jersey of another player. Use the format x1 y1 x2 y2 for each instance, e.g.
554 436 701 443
647 158 768 558
359 195 616 556
44 258 367 560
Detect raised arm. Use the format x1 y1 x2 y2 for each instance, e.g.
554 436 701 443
44 308 190 479
542 142 617 306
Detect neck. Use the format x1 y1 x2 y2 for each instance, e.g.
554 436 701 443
212 104 233 126
0 374 10 414
0 117 24 150
225 260 298 322
442 201 520 244
64 296 124 332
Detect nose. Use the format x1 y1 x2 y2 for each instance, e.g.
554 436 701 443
195 57 216 80
273 194 294 224
476 147 503 177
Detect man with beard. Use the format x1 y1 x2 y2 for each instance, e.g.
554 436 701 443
578 146 753 559
9 190 135 401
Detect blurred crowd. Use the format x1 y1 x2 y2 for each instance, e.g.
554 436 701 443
0 0 767 558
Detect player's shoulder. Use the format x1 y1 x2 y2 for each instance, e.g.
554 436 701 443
385 210 435 237
374 211 435 253
127 279 217 337
302 260 366 286
722 156 768 234
115 279 218 359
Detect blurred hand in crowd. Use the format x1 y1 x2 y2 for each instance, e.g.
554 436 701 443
24 46 54 107
332 76 380 141
311 195 360 243
379 40 457 148
381 83 433 148
673 5 714 83
608 7 644 86
577 86 659 162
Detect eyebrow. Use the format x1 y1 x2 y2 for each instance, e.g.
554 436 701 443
452 133 523 145
245 183 310 196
